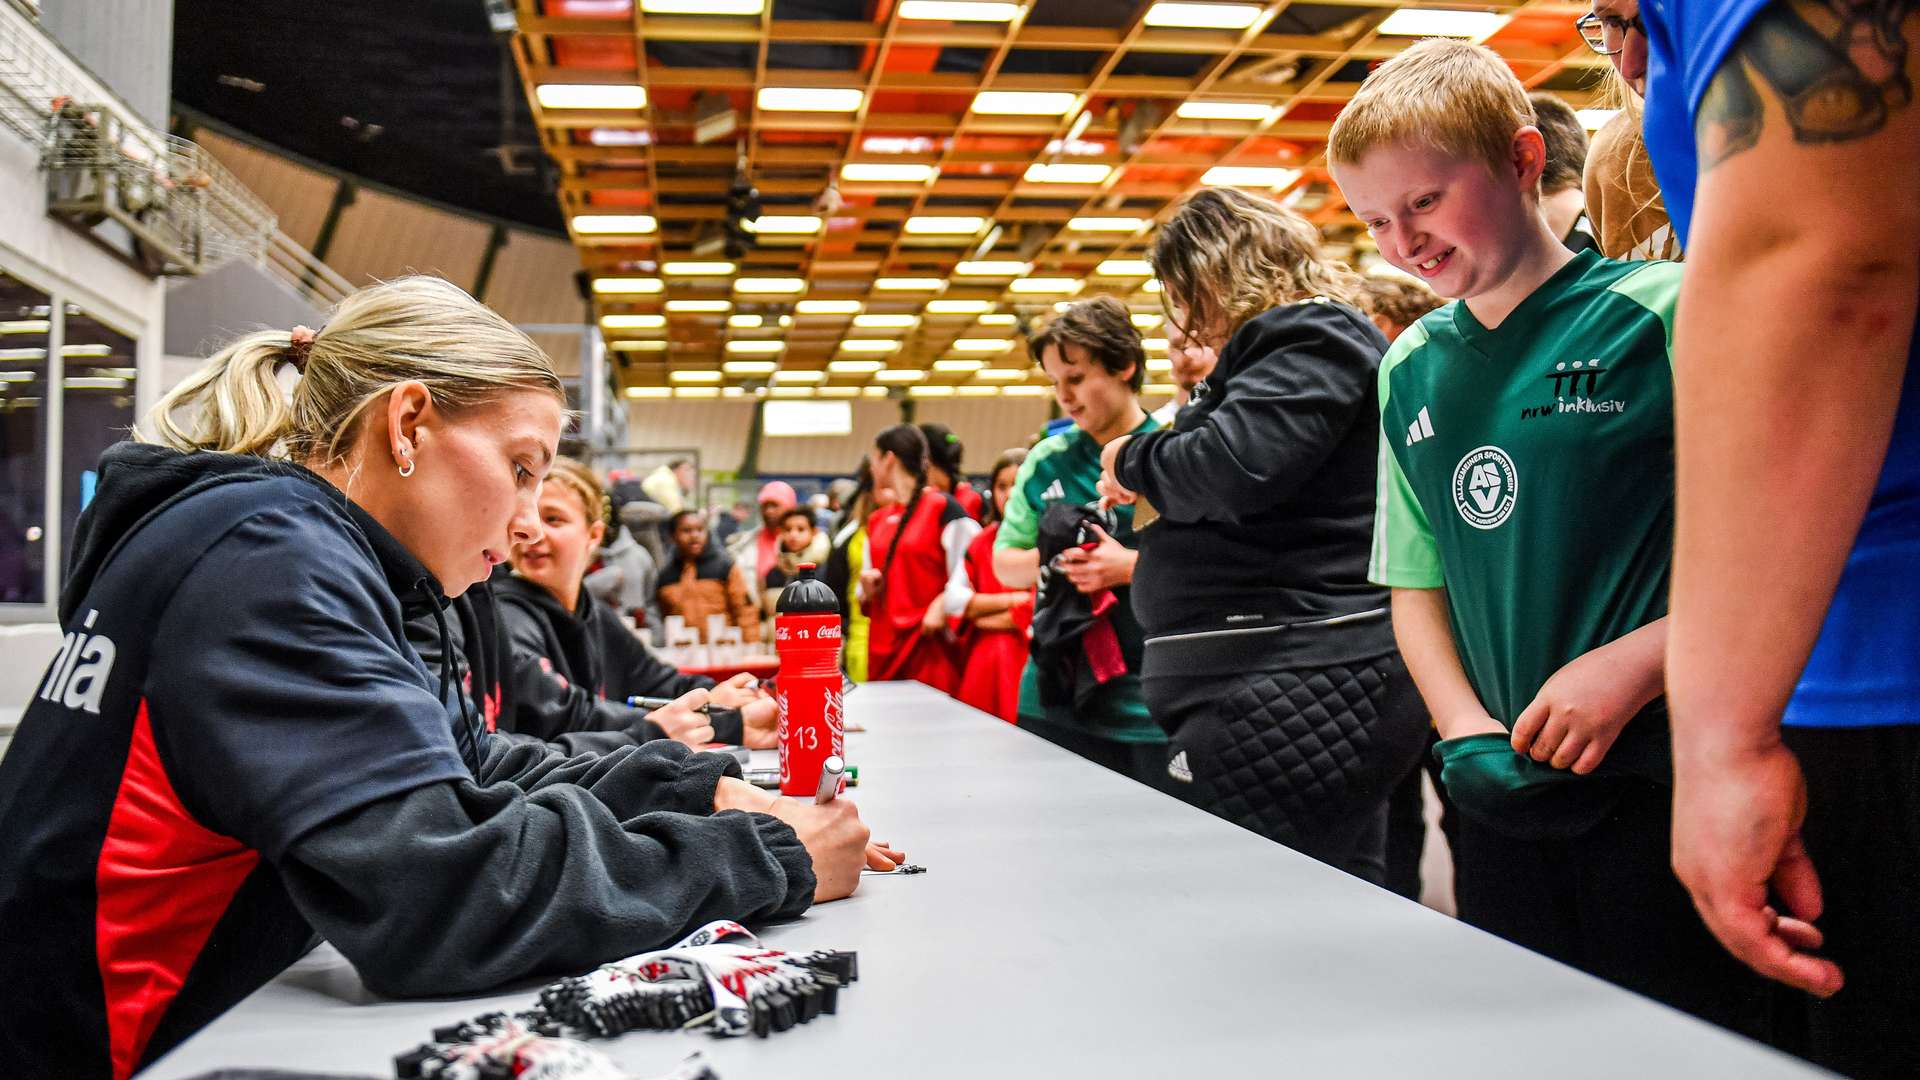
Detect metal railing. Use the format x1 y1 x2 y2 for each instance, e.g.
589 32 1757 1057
0 5 276 276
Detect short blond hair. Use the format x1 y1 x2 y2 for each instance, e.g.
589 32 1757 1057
1328 38 1535 179
1150 187 1365 340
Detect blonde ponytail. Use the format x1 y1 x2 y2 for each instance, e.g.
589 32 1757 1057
148 331 302 457
145 276 564 464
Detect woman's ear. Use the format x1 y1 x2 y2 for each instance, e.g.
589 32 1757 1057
385 380 434 470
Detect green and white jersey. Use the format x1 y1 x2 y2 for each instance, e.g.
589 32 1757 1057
1370 251 1680 726
998 415 1163 743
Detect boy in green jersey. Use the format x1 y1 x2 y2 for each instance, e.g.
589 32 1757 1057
994 298 1168 790
1328 39 1766 1037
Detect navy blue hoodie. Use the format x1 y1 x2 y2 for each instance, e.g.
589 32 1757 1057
0 444 813 1079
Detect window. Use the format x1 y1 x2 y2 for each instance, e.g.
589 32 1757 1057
0 272 51 605
59 305 136 552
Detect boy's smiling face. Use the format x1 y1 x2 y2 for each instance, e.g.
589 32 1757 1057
1333 134 1545 304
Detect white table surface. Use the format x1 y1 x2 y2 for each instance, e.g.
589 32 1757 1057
146 682 1827 1079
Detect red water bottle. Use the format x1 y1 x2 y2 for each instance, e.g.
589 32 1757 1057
775 564 844 798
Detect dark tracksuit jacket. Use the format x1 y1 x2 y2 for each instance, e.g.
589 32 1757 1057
490 574 744 745
0 444 813 1080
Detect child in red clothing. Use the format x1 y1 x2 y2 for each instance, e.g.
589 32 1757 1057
950 449 1031 722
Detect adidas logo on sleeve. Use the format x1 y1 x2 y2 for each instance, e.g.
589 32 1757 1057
1405 406 1434 446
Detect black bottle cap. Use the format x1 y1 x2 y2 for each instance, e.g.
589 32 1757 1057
775 563 839 615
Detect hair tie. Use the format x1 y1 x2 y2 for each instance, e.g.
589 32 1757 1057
287 325 317 370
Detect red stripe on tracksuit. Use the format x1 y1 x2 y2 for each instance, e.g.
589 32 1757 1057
94 701 259 1080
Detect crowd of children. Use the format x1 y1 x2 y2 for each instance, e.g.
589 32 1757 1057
1 5 1915 1076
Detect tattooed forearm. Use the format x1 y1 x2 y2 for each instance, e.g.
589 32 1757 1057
1699 0 1920 170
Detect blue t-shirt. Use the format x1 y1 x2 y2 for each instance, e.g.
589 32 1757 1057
1642 0 1920 727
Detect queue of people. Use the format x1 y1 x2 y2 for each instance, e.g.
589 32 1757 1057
0 5 1913 1077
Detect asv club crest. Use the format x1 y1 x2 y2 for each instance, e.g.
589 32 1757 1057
1452 446 1518 530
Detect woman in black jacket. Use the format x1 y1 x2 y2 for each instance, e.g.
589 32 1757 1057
497 456 777 748
1098 188 1427 882
0 277 871 1079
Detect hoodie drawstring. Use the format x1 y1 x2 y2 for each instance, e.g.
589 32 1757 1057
422 578 483 777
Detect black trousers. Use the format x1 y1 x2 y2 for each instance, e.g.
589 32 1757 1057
1382 728 1461 901
1774 724 1920 1079
1144 651 1429 884
1022 717 1180 796
1450 778 1773 1041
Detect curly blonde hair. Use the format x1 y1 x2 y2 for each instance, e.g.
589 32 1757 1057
1149 187 1365 341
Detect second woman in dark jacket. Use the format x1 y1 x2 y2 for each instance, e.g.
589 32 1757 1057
1099 187 1428 882
498 456 777 748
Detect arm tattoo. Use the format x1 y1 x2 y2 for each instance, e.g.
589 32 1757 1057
1699 0 1920 170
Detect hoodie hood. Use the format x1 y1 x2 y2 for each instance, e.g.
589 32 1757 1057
65 443 448 623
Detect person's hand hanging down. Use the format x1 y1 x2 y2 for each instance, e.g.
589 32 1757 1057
1095 434 1136 509
919 596 946 636
1055 523 1136 595
713 779 892 901
646 687 716 748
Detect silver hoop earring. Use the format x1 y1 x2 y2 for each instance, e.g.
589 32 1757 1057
398 458 415 478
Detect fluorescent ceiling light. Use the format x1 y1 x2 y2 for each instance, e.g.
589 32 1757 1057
747 215 824 234
853 313 918 328
665 261 736 275
862 135 940 154
593 277 664 294
675 386 722 398
1143 2 1262 29
838 339 900 353
795 299 862 315
954 260 1028 276
611 340 669 351
62 377 126 389
909 385 957 397
935 358 987 371
1067 216 1147 232
875 277 945 291
1023 162 1112 184
589 128 652 147
0 320 50 334
1176 101 1276 121
828 359 886 373
1095 259 1153 276
947 340 1010 354
1376 8 1510 39
903 216 988 235
770 386 816 398
602 314 667 330
956 385 1001 396
641 0 764 12
1147 357 1174 372
1132 313 1162 328
876 368 929 383
1202 166 1301 187
1009 277 1083 294
627 386 672 398
757 87 864 112
774 369 827 383
818 386 861 397
971 91 1077 115
725 339 786 354
722 386 747 397
729 314 764 329
733 277 806 293
862 385 891 397
537 84 647 110
665 299 732 312
722 360 779 375
926 299 994 315
1004 384 1050 396
899 1 1020 20
573 214 658 234
841 163 937 182
975 313 1017 326
1141 337 1170 351
1143 278 1163 293
973 368 1026 381
1576 108 1621 131
61 345 116 357
670 369 724 382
